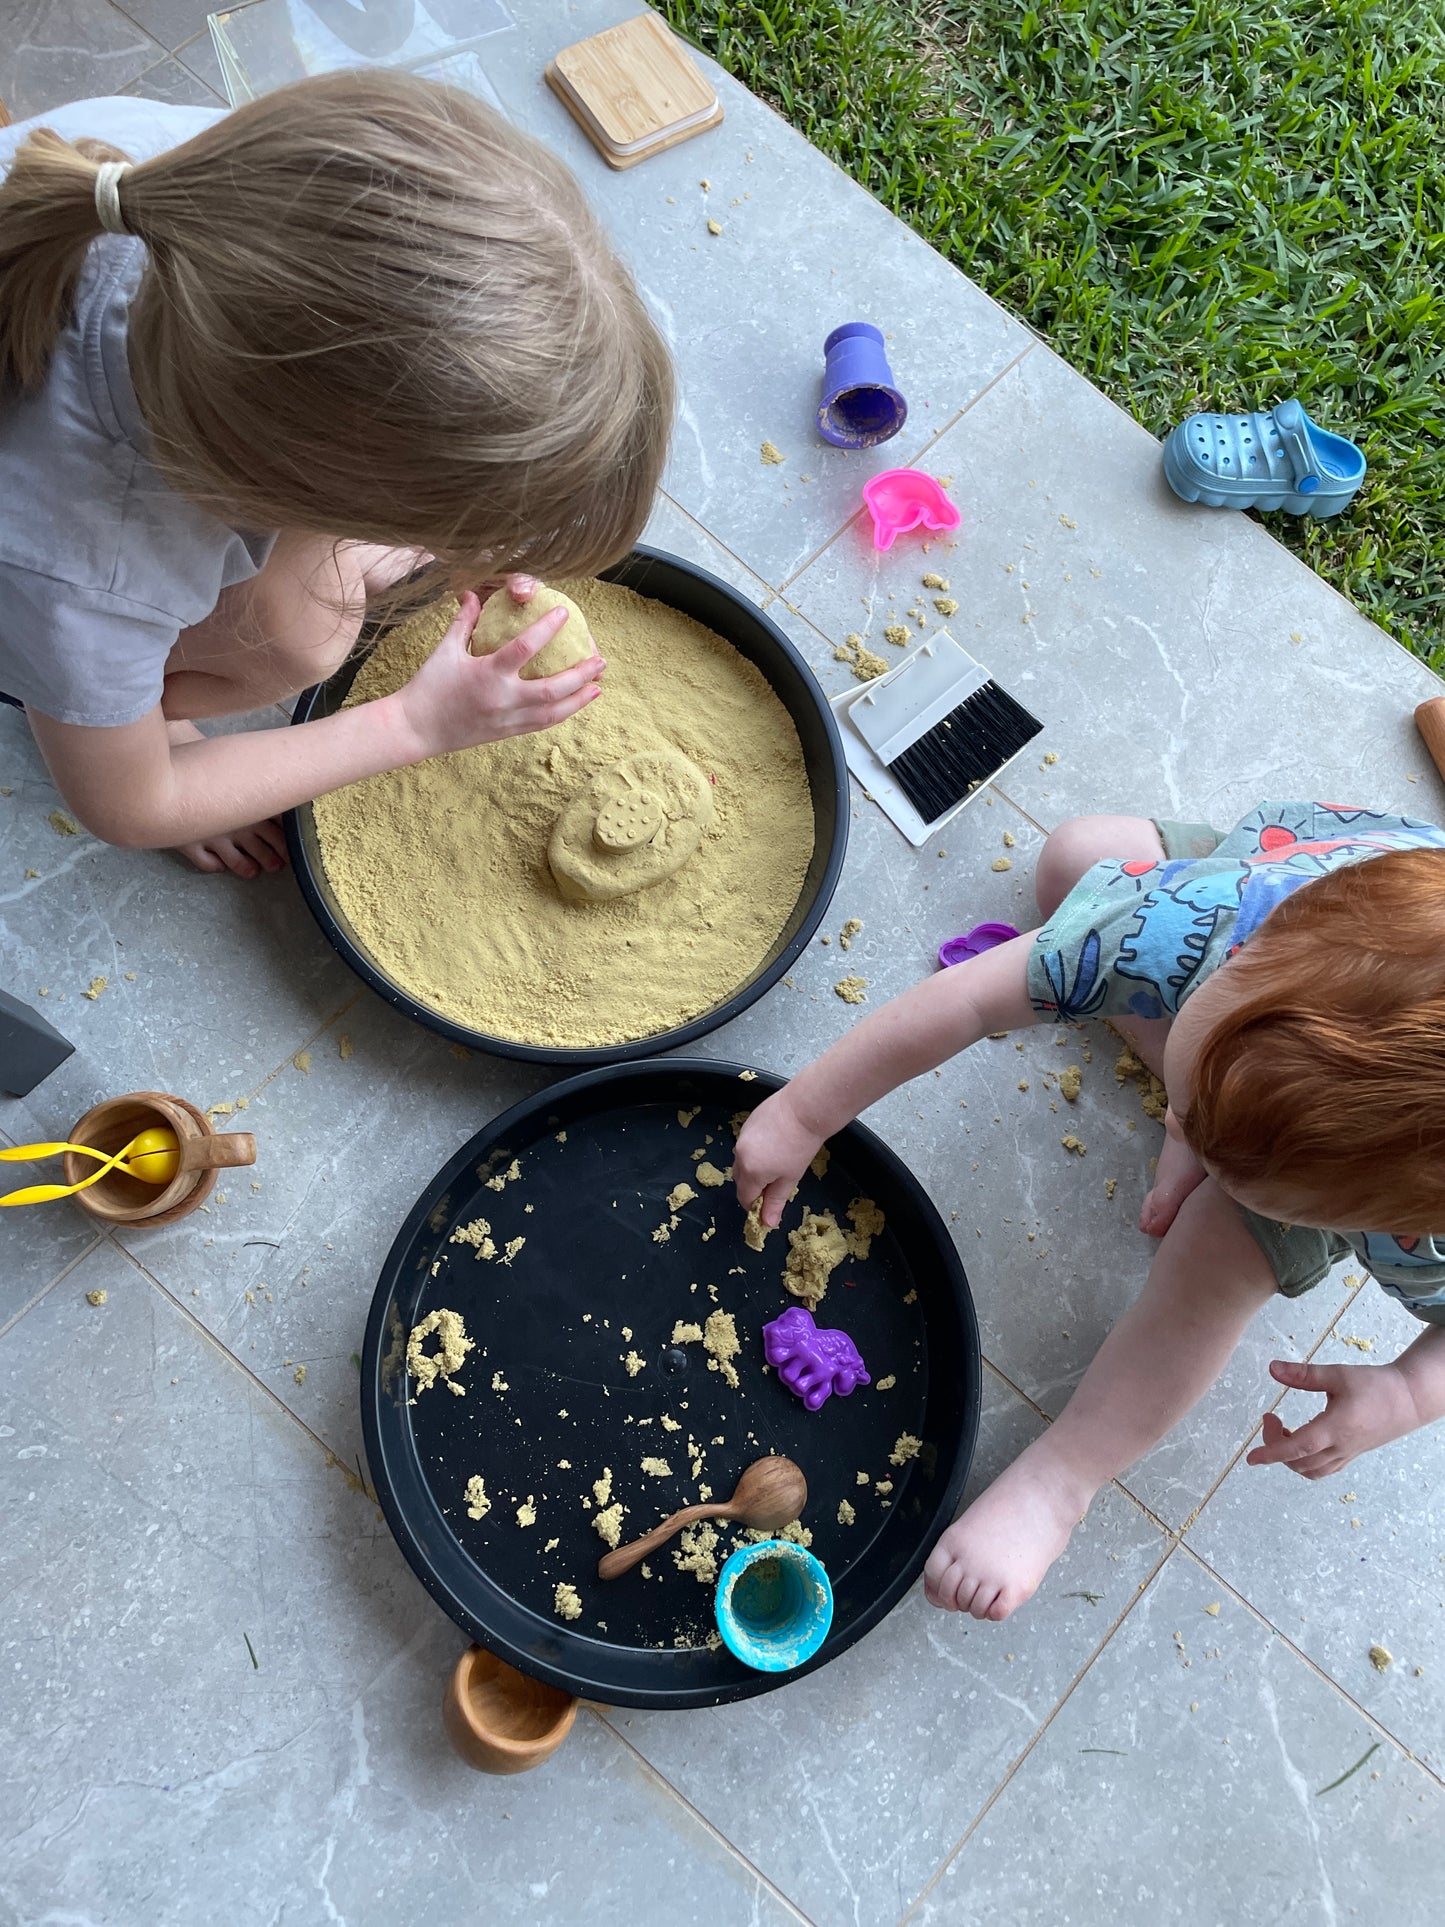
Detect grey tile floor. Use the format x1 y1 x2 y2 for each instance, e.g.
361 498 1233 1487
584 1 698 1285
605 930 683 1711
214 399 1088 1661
2 5 1443 1924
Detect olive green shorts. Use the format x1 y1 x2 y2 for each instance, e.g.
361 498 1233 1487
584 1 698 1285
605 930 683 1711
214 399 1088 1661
1152 815 1351 1298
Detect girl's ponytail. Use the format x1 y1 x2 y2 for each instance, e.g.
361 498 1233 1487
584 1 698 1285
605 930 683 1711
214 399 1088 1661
0 74 674 585
0 130 135 392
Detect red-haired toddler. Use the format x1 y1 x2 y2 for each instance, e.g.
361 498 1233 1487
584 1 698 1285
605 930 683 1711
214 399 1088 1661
735 802 1445 1621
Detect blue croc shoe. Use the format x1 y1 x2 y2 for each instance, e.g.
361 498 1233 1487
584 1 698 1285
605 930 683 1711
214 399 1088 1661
1162 399 1365 518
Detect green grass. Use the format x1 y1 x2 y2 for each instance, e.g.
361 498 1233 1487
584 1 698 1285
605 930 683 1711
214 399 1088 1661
663 0 1445 671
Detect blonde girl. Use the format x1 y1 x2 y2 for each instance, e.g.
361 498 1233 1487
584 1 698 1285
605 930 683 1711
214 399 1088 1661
0 73 673 877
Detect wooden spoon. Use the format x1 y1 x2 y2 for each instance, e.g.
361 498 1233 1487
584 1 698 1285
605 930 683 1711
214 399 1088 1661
597 1455 808 1581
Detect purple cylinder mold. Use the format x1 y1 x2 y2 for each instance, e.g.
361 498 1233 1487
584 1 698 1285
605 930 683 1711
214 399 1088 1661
762 1305 870 1411
818 322 908 449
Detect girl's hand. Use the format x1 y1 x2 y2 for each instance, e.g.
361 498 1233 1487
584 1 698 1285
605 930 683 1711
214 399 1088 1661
392 591 603 760
1246 1358 1423 1479
734 1088 825 1229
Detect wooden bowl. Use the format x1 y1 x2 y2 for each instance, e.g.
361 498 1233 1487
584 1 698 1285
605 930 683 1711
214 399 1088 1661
442 1644 578 1775
63 1091 253 1227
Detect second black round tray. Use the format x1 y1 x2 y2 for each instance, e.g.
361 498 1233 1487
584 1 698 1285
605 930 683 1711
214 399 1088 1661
361 1060 980 1709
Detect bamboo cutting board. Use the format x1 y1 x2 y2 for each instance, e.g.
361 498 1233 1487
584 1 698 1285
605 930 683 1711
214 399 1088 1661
546 13 723 170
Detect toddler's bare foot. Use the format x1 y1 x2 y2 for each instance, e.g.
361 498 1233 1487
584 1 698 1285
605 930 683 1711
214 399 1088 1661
1139 1126 1207 1238
923 1448 1093 1621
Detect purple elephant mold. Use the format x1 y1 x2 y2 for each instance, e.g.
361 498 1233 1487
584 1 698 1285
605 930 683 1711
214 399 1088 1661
762 1305 870 1411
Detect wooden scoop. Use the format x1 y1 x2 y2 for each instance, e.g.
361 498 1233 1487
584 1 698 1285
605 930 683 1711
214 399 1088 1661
598 1455 808 1581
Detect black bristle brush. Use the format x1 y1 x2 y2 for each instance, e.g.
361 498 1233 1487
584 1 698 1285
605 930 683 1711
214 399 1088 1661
849 635 1043 825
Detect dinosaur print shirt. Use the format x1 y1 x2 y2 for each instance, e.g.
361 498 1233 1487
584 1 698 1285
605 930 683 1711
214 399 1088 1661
1027 801 1445 1322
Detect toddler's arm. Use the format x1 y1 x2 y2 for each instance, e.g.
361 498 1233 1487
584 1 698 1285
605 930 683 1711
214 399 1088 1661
1247 1323 1445 1478
734 932 1038 1225
25 593 600 849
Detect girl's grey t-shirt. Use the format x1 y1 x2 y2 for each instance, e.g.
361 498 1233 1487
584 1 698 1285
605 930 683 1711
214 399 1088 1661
0 97 276 727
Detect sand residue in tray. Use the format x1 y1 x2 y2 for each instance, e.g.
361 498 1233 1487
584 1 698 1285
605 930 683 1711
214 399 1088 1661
314 579 815 1048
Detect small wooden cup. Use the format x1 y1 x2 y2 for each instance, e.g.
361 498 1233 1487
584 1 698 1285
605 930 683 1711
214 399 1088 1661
442 1644 578 1775
64 1091 256 1227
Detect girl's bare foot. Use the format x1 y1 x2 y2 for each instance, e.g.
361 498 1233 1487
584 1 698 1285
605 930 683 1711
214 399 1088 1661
923 1447 1093 1620
165 720 289 879
1139 1125 1208 1238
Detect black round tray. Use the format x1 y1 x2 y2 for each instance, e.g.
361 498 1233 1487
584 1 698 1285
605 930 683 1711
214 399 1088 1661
360 1060 981 1709
284 546 849 1064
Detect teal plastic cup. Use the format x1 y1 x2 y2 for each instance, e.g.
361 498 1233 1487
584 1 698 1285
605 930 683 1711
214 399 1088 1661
713 1540 834 1672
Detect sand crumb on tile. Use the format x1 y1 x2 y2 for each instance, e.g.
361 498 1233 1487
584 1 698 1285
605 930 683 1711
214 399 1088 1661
1061 1135 1086 1156
760 440 784 465
1059 1064 1082 1103
834 634 888 682
921 573 949 590
1105 1178 1118 1200
293 1365 306 1386
48 810 79 836
883 623 911 646
292 1049 312 1074
554 1582 583 1621
933 596 959 616
834 974 868 1003
991 857 1012 872
463 1475 491 1520
82 976 107 1000
1369 1644 1393 1672
838 918 862 951
85 1289 107 1307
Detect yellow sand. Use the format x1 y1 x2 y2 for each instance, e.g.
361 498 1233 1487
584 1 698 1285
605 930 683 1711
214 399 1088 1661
314 579 815 1049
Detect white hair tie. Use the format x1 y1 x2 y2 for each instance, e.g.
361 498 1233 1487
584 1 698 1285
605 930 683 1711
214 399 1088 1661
93 161 133 236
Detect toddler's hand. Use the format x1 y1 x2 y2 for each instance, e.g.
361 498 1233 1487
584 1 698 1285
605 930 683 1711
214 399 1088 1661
734 1088 824 1229
392 591 602 759
1246 1358 1422 1479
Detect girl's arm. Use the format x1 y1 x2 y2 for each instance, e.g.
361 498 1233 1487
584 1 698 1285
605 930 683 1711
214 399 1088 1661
25 595 600 848
734 932 1039 1225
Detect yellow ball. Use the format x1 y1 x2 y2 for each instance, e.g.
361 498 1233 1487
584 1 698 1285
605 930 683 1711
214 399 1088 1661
127 1127 180 1186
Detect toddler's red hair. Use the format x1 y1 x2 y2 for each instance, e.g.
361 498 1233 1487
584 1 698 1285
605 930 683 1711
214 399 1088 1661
1179 846 1445 1232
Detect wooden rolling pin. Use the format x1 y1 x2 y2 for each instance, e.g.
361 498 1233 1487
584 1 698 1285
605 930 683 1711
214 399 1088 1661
1415 699 1445 784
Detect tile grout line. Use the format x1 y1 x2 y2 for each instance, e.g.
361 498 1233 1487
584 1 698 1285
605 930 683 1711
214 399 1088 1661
0 1233 106 1344
654 489 779 599
1171 1540 1445 1793
895 1533 1183 1926
115 1238 381 1503
774 340 1038 598
593 1709 820 1926
1118 1272 1371 1540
